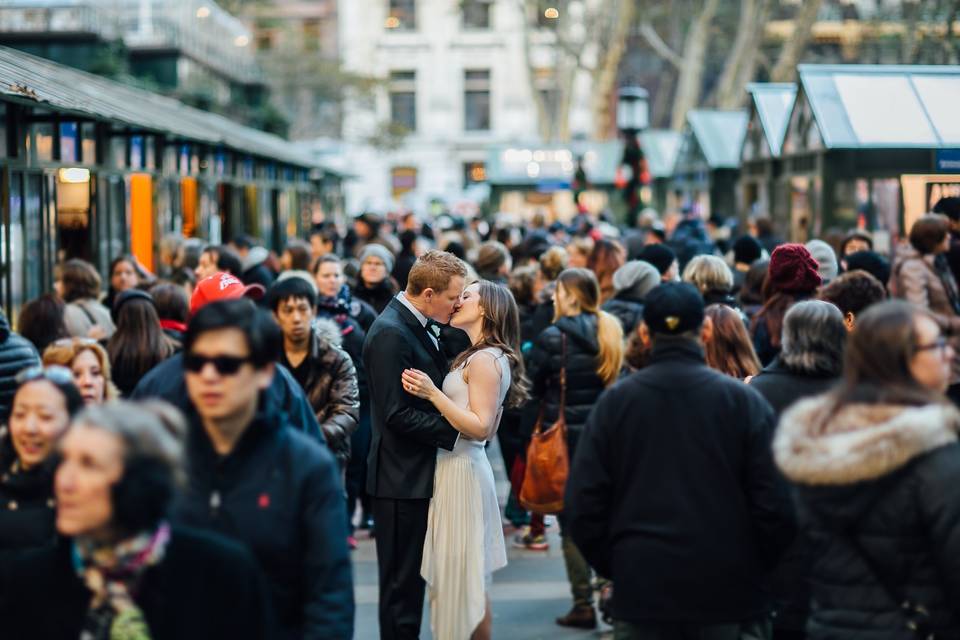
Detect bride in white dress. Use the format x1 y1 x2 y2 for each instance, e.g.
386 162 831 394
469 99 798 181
401 280 529 640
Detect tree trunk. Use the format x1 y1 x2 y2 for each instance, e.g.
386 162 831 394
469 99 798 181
713 0 772 109
590 0 636 140
770 0 824 82
670 0 721 130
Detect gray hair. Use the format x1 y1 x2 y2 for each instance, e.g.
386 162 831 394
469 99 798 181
72 400 186 487
780 300 846 375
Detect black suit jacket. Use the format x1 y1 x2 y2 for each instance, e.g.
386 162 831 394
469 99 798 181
363 297 459 499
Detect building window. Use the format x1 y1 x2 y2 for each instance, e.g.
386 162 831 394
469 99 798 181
462 0 491 29
392 166 417 198
464 70 491 132
386 0 416 30
389 70 417 132
464 162 487 185
303 19 320 51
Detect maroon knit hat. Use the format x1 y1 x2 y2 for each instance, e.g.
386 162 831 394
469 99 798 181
768 243 822 294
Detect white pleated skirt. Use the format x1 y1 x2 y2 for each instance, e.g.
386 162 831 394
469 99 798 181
421 443 507 640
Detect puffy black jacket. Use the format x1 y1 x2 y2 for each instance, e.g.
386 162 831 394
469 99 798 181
528 313 607 453
172 397 354 639
0 310 39 421
749 358 839 632
0 440 55 551
602 295 644 336
775 398 960 639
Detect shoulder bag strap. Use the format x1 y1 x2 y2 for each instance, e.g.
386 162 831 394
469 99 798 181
557 333 567 419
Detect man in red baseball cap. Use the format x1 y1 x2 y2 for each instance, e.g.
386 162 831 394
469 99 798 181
190 272 266 316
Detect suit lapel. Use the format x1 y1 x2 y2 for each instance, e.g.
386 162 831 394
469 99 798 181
388 298 449 376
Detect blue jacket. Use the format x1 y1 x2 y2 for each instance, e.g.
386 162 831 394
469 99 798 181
172 396 354 639
0 310 39 422
131 352 324 444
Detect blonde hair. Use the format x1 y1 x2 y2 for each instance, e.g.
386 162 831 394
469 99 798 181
682 255 734 295
42 338 120 401
539 246 568 281
555 268 624 386
406 250 468 296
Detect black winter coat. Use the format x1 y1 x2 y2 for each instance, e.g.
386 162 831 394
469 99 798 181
0 527 272 640
749 357 839 419
172 398 354 640
354 278 398 314
775 398 960 639
748 358 839 631
0 441 56 551
566 339 796 624
527 313 607 453
0 310 39 421
131 352 324 444
601 295 644 335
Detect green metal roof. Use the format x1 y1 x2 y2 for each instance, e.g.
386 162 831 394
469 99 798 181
0 45 320 169
745 83 796 157
638 129 682 177
686 109 749 169
797 64 960 149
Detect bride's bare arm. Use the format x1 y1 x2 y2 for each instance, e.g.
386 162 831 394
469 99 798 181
401 353 502 440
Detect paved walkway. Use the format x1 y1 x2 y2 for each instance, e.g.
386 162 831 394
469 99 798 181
351 438 612 639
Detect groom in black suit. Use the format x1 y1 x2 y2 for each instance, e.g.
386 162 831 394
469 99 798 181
363 250 467 640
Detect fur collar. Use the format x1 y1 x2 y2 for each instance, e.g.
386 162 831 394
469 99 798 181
774 396 960 486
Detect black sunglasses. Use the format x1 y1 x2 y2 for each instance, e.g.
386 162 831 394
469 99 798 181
15 365 75 386
184 354 252 376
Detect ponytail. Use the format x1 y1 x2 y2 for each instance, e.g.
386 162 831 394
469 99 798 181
556 268 624 386
595 310 624 386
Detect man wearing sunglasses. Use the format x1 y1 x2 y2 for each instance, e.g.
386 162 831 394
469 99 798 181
173 298 354 639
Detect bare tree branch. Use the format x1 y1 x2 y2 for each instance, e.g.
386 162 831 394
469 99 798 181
639 21 684 70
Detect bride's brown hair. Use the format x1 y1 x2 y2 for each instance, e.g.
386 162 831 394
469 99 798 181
451 280 530 408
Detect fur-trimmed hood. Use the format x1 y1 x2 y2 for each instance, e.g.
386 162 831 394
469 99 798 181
311 317 343 347
774 395 960 486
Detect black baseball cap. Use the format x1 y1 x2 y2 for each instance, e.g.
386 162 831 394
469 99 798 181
642 282 705 335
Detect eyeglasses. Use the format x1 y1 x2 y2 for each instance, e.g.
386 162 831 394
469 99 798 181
915 337 950 353
184 353 252 376
15 365 76 386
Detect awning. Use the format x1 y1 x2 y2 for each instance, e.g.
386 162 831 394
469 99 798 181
797 63 960 149
638 129 682 178
746 83 796 157
0 45 319 169
685 109 749 169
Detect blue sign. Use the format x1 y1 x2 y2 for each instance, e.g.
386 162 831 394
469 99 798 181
937 149 960 173
536 180 571 193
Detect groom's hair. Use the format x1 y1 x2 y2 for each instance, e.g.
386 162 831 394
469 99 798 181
407 250 467 296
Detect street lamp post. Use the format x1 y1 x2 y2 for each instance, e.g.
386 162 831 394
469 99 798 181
617 87 650 227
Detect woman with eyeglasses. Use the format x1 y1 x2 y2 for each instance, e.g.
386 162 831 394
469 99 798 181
42 337 119 405
0 401 272 639
0 365 83 550
774 300 960 639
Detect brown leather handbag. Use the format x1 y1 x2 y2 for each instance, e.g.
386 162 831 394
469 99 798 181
519 333 569 514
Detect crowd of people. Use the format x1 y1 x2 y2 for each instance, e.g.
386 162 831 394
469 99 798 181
0 196 959 639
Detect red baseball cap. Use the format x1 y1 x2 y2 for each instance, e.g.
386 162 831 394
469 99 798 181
189 272 265 315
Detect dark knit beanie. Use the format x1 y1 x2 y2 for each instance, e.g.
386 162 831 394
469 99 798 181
637 243 676 276
768 243 822 294
732 235 762 265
